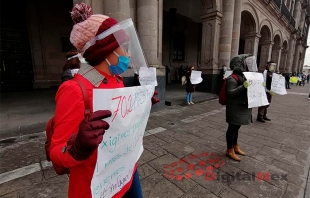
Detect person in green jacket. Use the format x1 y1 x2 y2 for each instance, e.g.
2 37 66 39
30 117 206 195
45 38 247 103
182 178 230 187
225 54 252 161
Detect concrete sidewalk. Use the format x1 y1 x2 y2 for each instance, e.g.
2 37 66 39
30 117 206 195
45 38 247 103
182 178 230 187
0 84 309 198
0 83 217 139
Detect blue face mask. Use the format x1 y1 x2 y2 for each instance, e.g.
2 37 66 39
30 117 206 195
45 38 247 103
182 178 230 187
106 51 130 75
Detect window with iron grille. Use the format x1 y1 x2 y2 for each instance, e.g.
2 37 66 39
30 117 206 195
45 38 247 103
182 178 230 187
173 33 186 61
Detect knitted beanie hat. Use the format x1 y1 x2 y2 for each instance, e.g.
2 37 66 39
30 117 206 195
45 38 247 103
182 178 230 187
70 3 129 66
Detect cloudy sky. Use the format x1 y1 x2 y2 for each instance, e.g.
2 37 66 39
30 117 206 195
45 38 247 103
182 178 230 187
305 33 310 66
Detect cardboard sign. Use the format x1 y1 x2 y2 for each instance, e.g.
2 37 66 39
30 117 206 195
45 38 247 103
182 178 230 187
91 85 154 198
138 67 158 86
271 73 287 95
190 70 203 84
243 72 269 108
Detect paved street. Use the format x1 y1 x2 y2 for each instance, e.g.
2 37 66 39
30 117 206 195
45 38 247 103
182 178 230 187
0 84 310 198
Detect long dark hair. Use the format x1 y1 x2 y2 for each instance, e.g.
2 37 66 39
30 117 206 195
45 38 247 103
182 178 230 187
63 50 80 72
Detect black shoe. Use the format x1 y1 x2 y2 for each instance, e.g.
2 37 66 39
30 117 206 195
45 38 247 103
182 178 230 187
257 118 265 123
263 117 271 121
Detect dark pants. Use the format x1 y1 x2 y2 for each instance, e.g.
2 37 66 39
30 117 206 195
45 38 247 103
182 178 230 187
226 124 241 149
123 170 143 198
285 81 290 89
257 93 272 119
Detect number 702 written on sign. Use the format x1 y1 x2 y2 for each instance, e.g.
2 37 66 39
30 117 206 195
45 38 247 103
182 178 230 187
111 87 153 122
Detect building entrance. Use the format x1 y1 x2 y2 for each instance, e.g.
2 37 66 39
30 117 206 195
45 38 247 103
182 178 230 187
1 0 34 92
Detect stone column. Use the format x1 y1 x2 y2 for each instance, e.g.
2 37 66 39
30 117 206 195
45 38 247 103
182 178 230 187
259 42 274 71
219 0 235 67
136 0 165 109
198 11 222 93
137 0 160 67
299 9 306 30
285 36 297 72
293 0 301 29
231 0 242 58
271 46 282 71
243 33 261 58
200 11 223 72
26 0 46 88
103 0 130 21
292 42 301 72
280 50 288 72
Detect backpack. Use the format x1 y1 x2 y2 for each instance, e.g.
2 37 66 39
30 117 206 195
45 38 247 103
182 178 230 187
45 77 90 175
218 74 239 105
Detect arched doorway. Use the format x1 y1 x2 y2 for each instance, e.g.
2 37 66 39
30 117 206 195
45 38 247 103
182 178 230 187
257 25 272 71
239 11 257 55
280 40 288 73
271 35 282 72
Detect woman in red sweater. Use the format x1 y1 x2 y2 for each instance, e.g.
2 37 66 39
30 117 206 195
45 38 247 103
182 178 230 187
50 3 159 198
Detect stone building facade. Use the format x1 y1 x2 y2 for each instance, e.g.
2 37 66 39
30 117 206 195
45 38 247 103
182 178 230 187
1 0 309 95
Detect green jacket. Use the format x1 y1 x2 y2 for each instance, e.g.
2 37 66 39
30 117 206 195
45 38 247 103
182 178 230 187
226 74 252 125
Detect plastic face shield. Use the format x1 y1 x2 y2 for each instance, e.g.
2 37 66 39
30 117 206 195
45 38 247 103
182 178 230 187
67 53 87 64
82 18 148 71
244 56 258 72
268 63 276 72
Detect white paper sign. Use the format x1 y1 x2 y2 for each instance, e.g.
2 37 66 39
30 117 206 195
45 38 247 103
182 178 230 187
271 73 287 95
223 71 233 79
243 72 269 108
190 70 203 84
139 67 158 86
91 85 154 198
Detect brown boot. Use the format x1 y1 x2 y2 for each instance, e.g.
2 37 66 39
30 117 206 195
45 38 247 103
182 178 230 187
226 148 240 161
234 144 246 156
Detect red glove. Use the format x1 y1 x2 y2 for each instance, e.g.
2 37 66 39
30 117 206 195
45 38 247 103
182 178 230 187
151 90 160 106
67 110 111 161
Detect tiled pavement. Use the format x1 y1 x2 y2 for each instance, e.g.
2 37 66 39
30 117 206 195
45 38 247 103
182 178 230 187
0 84 310 198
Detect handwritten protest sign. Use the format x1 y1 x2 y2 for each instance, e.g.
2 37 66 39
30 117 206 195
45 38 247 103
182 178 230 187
190 70 203 84
92 85 154 198
271 73 287 95
139 67 158 86
243 72 269 108
223 71 233 79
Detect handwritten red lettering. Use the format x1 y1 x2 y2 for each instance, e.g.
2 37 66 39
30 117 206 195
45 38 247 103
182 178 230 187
112 95 134 122
111 96 122 122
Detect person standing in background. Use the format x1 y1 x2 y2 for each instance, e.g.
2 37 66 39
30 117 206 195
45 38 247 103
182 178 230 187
285 73 290 89
185 66 196 105
61 50 81 83
257 61 276 123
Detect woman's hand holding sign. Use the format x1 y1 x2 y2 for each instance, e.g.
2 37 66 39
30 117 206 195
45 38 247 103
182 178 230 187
67 110 111 161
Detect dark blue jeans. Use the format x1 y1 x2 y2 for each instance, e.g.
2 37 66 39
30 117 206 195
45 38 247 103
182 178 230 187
122 170 143 198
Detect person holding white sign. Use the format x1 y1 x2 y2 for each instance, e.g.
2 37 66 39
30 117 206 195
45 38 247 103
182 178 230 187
49 4 159 198
185 66 197 105
225 54 253 161
257 61 276 123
